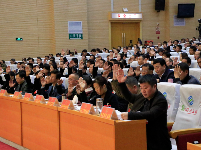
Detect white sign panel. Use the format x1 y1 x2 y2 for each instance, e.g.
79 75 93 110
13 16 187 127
68 21 83 33
112 13 142 19
174 15 185 26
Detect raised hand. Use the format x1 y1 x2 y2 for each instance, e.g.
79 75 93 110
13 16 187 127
103 61 109 70
76 84 81 95
79 60 84 70
43 59 47 64
134 66 141 76
173 57 179 66
67 85 74 96
66 49 70 55
117 69 127 83
112 64 119 80
41 77 46 87
78 77 87 92
128 67 134 77
74 49 77 54
102 70 109 78
69 60 74 68
61 49 65 56
95 60 100 67
9 80 16 88
174 65 180 78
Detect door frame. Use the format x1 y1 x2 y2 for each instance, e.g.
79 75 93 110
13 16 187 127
108 12 143 49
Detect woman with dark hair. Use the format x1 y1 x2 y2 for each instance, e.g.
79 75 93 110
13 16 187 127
2 70 17 94
77 76 119 110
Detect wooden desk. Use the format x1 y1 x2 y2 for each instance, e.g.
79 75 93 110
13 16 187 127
58 107 147 150
20 100 60 150
187 142 201 150
0 96 22 145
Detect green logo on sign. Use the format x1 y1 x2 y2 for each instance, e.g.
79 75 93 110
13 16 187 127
69 33 83 39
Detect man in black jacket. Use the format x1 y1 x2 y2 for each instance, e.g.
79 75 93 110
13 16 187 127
153 58 175 82
117 71 171 150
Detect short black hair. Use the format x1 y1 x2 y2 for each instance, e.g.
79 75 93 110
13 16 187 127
37 57 42 60
178 63 189 73
43 64 50 71
153 58 166 66
91 49 96 52
114 61 123 69
16 71 26 79
139 74 157 87
83 75 92 86
125 76 139 87
177 45 182 50
82 49 87 53
182 57 191 65
87 59 95 65
27 63 33 69
72 58 78 64
142 63 154 71
190 46 197 52
163 52 171 58
50 70 61 79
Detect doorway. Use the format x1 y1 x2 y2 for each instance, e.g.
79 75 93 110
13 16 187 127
111 22 140 49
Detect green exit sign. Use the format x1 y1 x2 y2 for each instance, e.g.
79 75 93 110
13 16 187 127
16 38 23 41
69 33 83 40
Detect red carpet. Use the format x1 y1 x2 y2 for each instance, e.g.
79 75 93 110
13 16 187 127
0 141 17 150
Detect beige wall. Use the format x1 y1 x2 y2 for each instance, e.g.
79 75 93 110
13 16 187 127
0 0 201 60
0 0 55 61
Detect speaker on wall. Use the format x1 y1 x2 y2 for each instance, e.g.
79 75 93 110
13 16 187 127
155 0 165 11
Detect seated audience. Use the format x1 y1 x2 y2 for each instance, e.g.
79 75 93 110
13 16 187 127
40 70 64 102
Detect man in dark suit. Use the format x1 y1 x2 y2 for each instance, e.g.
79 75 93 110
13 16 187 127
15 71 33 95
153 58 175 82
118 73 171 150
40 70 65 102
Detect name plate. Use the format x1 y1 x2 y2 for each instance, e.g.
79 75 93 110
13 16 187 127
34 95 45 104
23 93 34 101
80 102 95 115
0 90 8 96
60 99 74 110
47 97 59 107
100 107 118 120
13 92 22 99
